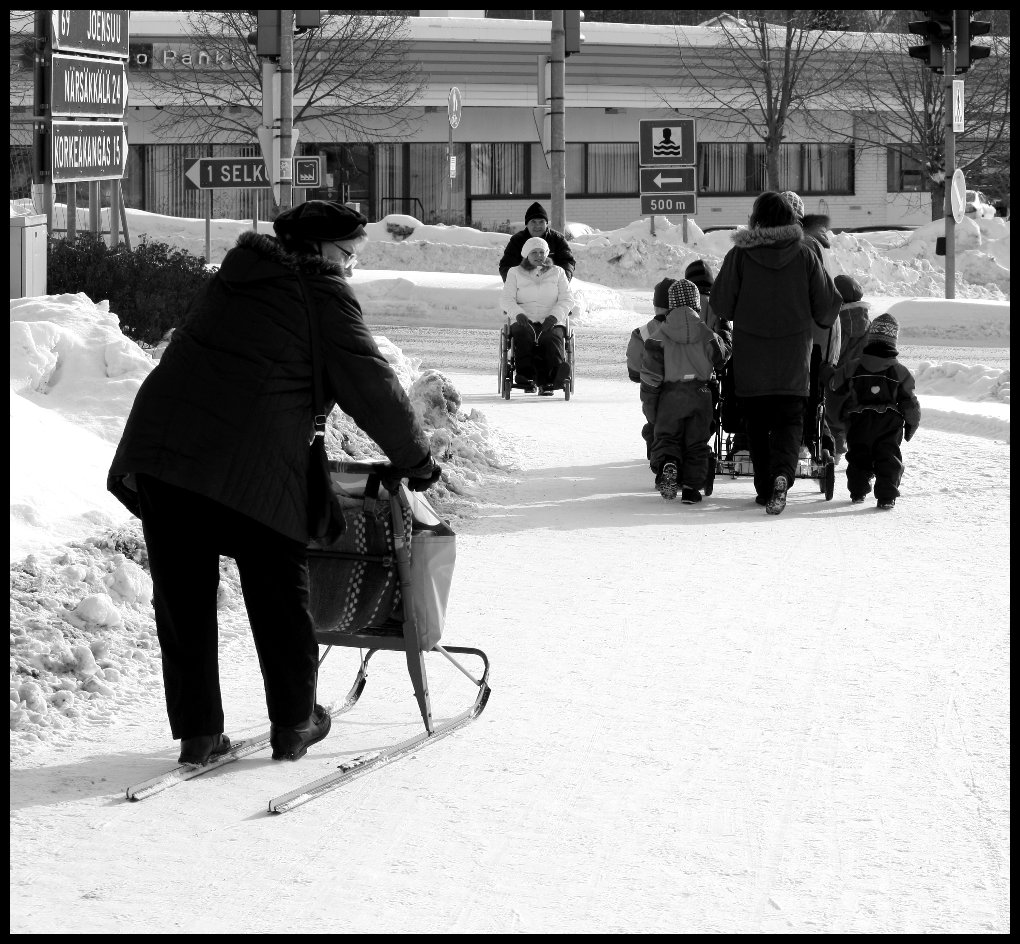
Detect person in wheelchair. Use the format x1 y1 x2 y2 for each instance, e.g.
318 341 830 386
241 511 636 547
501 236 574 395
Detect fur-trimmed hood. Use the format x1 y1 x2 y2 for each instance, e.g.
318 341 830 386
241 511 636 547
218 230 347 286
729 222 805 271
731 222 803 250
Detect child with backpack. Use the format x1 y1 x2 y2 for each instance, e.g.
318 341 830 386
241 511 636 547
827 313 921 510
822 274 872 460
627 277 675 460
650 279 731 503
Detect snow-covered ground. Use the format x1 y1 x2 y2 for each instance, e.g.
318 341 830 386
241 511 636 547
9 207 1010 933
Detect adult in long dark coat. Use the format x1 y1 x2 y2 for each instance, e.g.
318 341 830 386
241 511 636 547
710 191 842 514
108 201 439 765
498 201 576 282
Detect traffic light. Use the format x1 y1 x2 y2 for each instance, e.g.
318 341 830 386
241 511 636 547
294 10 321 34
955 11 991 73
564 10 584 57
247 10 281 58
908 10 954 73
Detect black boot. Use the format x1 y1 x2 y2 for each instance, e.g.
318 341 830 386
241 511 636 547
178 733 232 767
270 704 332 761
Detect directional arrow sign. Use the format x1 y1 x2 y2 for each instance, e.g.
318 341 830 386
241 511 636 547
50 120 128 182
51 53 128 118
184 157 270 190
184 156 321 191
640 167 695 193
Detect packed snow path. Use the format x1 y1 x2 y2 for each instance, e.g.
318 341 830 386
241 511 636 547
10 373 1009 934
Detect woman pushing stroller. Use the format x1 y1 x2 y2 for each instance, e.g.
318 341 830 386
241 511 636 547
501 236 575 395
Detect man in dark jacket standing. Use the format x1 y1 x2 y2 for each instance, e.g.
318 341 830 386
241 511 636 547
108 201 440 766
498 201 576 283
711 191 842 514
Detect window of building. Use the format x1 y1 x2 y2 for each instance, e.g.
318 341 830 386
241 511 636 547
471 143 527 195
887 149 924 192
587 143 638 193
530 143 585 194
699 142 854 195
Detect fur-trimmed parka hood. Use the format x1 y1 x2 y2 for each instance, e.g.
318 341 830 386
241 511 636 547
731 222 805 269
218 230 347 287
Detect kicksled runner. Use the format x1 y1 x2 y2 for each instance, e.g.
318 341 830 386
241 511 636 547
125 461 491 813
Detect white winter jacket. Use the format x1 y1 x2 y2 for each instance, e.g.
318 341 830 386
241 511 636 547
501 262 573 326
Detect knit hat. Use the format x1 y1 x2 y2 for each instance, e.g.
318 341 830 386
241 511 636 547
652 277 676 309
834 274 864 304
525 202 549 223
521 236 549 258
684 259 714 294
273 200 367 242
667 278 701 312
868 313 899 342
780 190 805 218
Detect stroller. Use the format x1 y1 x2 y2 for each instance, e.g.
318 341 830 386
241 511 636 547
712 363 836 501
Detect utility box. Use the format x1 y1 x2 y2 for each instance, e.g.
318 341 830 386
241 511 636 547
10 213 48 299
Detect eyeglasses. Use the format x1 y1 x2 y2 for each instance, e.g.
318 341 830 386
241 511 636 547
331 242 356 262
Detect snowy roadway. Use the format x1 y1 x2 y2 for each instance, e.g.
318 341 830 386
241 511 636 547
9 371 1009 934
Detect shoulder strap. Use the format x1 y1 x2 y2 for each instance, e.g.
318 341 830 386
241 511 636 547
295 273 327 443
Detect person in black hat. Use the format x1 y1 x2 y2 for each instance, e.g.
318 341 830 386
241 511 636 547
498 201 576 283
108 200 440 766
827 313 921 509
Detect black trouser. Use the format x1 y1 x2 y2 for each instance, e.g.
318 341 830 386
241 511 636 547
740 395 807 499
845 410 905 500
136 475 318 739
511 321 566 385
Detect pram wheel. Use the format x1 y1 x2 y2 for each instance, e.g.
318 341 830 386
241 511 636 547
822 450 835 501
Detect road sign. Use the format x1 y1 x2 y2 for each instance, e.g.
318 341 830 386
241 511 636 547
50 120 127 182
640 167 695 194
641 194 697 216
184 156 321 190
952 79 965 132
51 10 130 58
294 156 322 188
639 119 696 166
448 86 462 129
50 53 128 118
950 169 966 224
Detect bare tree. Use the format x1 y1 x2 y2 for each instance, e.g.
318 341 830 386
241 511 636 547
140 11 426 146
662 12 871 189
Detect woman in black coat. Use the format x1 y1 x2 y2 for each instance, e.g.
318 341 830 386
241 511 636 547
710 192 842 514
108 201 439 765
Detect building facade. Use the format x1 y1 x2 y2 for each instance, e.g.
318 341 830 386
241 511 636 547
11 12 933 230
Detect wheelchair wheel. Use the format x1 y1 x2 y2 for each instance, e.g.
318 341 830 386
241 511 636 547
497 324 509 395
563 374 571 401
704 442 716 497
502 376 512 400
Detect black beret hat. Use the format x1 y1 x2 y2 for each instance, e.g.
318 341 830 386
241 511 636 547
273 200 368 241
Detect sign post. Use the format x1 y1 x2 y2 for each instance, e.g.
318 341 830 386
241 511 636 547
45 10 131 243
446 86 462 214
638 118 697 236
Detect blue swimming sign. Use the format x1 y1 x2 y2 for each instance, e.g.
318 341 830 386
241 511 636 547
638 119 696 166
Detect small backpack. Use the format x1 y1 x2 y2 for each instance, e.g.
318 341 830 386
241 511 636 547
850 366 900 409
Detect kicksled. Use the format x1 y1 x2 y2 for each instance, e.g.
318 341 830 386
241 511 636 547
125 461 491 813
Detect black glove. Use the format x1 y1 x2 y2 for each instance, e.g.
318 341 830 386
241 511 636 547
818 363 835 389
406 456 442 491
904 424 917 442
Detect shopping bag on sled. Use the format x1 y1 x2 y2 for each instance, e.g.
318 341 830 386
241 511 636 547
306 463 455 650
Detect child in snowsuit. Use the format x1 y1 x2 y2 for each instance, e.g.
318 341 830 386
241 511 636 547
626 277 675 459
650 278 732 503
822 274 872 460
827 313 921 510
